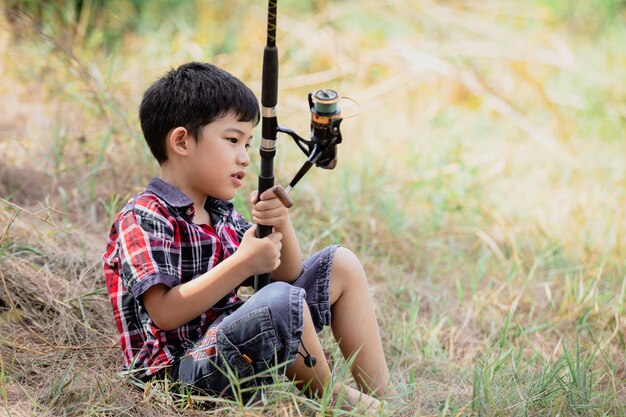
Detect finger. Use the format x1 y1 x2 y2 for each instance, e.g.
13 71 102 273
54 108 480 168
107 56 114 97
259 187 279 202
267 232 283 243
252 206 287 220
253 217 278 228
254 198 284 211
250 190 259 204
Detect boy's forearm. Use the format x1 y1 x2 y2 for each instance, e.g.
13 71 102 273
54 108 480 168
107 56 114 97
271 217 303 282
143 254 250 331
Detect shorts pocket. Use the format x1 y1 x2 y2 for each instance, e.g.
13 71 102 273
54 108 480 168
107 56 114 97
214 330 257 390
219 306 282 364
183 330 260 400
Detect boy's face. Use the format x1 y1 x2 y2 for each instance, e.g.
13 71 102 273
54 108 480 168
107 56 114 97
185 114 254 201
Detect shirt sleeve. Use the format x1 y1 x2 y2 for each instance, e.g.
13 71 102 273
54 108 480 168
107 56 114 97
117 207 180 300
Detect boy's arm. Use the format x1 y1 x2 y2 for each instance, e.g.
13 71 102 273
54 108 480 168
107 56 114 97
251 189 303 283
143 253 248 331
143 226 282 331
271 215 303 282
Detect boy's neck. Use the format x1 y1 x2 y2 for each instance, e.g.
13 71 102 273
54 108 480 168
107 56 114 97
160 168 210 225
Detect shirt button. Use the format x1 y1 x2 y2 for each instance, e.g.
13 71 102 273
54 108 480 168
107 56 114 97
186 207 193 216
127 198 134 204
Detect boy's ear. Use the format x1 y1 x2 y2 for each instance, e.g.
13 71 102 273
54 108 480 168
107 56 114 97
167 127 192 157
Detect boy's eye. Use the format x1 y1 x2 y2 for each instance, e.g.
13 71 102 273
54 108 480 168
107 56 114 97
227 138 238 144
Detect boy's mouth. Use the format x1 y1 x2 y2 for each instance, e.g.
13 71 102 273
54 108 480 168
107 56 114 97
231 171 245 187
232 171 245 180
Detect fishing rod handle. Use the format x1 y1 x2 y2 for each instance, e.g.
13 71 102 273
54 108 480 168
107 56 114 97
254 157 274 290
255 0 280 291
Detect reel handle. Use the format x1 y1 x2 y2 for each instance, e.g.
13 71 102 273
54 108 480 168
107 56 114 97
272 185 294 208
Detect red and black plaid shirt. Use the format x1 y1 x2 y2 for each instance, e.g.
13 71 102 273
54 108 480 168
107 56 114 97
102 178 251 379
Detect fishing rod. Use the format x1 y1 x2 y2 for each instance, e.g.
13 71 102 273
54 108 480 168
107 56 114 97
254 0 345 291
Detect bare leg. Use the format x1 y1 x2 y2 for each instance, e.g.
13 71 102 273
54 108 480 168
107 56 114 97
285 305 331 396
285 300 381 411
329 247 390 397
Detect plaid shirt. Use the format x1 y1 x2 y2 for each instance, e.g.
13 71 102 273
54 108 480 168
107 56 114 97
102 177 251 379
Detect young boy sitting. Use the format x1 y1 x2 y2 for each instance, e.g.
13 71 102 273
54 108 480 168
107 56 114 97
102 62 390 410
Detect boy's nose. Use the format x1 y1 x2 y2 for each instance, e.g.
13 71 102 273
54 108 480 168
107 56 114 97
238 151 250 167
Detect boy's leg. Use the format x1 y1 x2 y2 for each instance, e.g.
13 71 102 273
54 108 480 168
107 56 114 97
284 302 381 411
174 282 305 398
284 305 330 395
328 247 389 396
291 245 389 397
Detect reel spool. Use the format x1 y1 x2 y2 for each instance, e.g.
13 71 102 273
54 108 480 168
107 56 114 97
308 89 343 170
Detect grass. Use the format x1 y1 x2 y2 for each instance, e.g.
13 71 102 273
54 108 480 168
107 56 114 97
1 0 625 415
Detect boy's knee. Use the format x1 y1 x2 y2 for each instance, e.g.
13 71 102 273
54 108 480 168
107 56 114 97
333 247 367 283
258 281 295 306
216 282 305 368
256 281 305 336
335 247 363 269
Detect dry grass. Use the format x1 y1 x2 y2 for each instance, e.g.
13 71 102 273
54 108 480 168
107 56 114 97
1 0 625 416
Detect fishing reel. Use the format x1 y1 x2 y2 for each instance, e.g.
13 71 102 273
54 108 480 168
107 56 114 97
277 89 343 196
306 89 343 169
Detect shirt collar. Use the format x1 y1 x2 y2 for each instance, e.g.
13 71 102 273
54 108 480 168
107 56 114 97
146 177 193 208
205 196 233 217
146 177 234 217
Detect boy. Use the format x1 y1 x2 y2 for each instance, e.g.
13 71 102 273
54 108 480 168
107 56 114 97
103 62 389 409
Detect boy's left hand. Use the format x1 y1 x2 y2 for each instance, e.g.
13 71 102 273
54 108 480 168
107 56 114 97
250 188 290 229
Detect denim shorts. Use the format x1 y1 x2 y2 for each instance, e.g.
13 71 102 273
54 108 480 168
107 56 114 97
171 245 339 398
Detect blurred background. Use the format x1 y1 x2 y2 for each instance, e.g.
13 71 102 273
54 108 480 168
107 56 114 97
0 1 625 415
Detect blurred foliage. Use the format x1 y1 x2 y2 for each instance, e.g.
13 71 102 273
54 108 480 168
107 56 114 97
5 0 625 42
1 1 626 415
537 0 626 32
4 0 195 50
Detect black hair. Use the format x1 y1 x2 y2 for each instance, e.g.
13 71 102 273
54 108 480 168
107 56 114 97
139 62 260 164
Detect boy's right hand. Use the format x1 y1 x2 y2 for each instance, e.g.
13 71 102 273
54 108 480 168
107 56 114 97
236 225 282 277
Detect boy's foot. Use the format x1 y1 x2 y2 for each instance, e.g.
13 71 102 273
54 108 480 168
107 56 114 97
332 384 381 415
